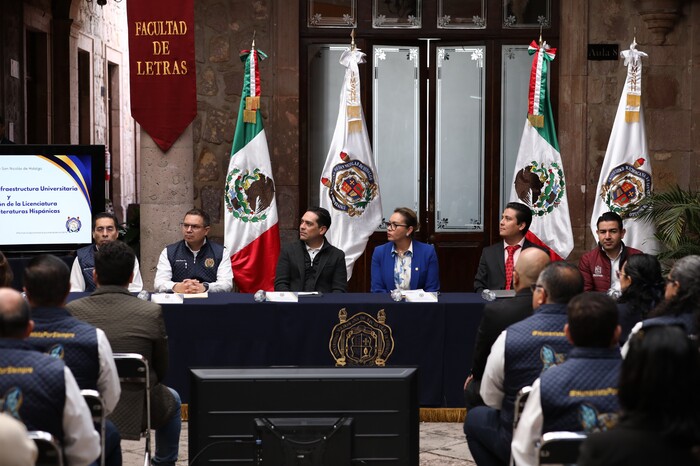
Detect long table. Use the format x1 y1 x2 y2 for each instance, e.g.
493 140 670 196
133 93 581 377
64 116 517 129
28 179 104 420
153 293 485 408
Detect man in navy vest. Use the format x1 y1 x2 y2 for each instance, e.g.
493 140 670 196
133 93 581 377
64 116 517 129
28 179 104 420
0 287 100 466
70 212 144 292
511 292 622 465
464 262 583 466
154 208 233 293
23 254 122 466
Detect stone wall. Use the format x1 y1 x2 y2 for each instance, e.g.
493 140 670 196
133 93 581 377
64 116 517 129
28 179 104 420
192 1 299 245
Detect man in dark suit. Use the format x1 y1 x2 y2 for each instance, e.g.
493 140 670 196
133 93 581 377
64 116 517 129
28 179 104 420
67 241 182 466
464 247 550 408
274 206 347 293
473 202 546 293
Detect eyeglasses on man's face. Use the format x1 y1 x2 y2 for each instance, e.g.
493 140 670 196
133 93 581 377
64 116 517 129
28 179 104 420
386 222 408 231
180 222 205 231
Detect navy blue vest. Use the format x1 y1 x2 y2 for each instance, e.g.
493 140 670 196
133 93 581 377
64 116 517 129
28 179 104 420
0 339 66 439
26 307 99 390
166 239 223 284
76 245 98 291
642 313 696 336
502 303 572 429
540 347 621 433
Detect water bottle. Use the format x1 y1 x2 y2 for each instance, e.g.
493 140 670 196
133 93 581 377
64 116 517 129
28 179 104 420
254 290 267 302
137 290 151 301
481 289 496 302
390 289 403 302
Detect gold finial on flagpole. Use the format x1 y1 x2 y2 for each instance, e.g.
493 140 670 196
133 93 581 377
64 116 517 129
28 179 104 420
351 28 356 51
252 30 256 49
538 23 543 47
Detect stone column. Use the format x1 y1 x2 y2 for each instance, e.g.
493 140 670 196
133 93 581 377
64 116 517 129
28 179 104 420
139 126 194 290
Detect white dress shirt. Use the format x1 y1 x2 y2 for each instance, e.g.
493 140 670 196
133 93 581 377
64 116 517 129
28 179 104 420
70 256 144 292
63 366 102 466
153 240 234 293
95 329 120 414
480 330 508 409
511 377 544 466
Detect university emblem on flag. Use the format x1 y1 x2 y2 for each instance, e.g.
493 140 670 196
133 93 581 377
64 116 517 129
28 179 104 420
600 160 651 219
329 309 394 367
321 151 378 217
225 167 275 223
513 161 566 216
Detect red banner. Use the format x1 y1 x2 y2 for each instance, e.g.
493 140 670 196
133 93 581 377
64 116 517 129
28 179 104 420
127 0 196 152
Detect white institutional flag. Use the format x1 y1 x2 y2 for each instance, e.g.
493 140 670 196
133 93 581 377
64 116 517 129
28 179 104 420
509 40 573 260
590 40 657 253
320 48 382 279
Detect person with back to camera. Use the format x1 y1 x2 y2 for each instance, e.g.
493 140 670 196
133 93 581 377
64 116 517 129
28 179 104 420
0 251 12 287
622 255 700 356
371 207 440 293
577 325 700 466
615 253 664 344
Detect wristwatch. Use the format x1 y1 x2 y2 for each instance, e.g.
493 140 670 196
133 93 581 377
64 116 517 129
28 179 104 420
202 282 210 292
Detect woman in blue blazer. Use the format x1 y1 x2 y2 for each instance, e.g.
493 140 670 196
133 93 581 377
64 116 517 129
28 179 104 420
371 207 440 292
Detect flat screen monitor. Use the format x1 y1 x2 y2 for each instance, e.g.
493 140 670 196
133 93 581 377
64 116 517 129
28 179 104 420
0 145 105 253
189 367 419 465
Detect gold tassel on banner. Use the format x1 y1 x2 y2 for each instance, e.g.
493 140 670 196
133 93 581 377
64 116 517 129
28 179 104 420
346 105 361 119
420 408 466 423
243 109 257 124
246 96 260 110
348 119 362 133
528 113 544 128
625 111 639 123
626 93 640 107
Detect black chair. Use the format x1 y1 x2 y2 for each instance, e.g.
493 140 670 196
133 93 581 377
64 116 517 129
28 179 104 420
538 431 587 465
112 353 151 466
81 389 105 466
27 431 63 466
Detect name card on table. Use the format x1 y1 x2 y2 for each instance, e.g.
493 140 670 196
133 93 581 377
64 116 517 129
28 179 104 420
265 291 299 303
402 290 438 302
151 293 184 304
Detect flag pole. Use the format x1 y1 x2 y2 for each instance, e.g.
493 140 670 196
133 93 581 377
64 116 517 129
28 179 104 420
252 29 256 49
538 23 543 47
350 28 356 51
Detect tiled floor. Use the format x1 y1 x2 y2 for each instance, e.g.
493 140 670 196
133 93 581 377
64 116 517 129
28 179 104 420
121 421 475 465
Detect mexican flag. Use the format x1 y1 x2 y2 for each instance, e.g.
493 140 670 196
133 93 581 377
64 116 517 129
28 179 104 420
590 41 657 252
509 40 573 260
224 46 280 292
320 48 382 279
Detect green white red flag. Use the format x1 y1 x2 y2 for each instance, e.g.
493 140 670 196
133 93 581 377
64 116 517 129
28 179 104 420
590 41 657 252
224 47 280 292
509 40 573 260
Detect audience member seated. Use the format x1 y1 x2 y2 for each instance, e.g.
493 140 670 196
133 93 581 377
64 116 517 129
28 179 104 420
154 208 233 294
578 212 641 293
371 207 439 293
0 251 12 287
615 253 664 344
23 254 122 466
67 241 182 466
71 212 144 292
464 262 583 466
464 247 550 409
474 202 547 294
275 206 347 293
0 288 100 466
578 325 700 466
511 293 622 465
0 412 38 466
623 255 700 356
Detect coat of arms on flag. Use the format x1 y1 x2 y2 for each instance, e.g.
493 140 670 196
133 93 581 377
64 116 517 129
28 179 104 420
321 151 379 217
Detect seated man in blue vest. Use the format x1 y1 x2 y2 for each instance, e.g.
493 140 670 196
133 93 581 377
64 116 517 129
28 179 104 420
23 254 122 466
70 212 144 292
0 287 100 466
464 262 583 466
511 292 622 465
154 208 233 293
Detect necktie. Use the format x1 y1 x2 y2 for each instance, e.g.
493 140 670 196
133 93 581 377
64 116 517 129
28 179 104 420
505 244 521 290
